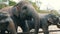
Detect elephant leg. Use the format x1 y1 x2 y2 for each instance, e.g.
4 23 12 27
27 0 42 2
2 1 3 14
1 30 5 34
5 29 10 34
21 24 30 34
1 30 10 34
8 21 17 34
42 26 49 34
15 24 18 32
25 20 30 34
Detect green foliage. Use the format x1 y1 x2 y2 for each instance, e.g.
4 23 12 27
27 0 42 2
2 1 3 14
39 10 49 13
0 1 16 9
9 1 16 6
50 10 59 15
29 1 40 12
0 4 7 9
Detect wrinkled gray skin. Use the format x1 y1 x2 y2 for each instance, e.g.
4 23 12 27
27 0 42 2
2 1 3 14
0 12 17 34
26 14 60 34
0 1 40 34
12 1 40 34
57 17 60 28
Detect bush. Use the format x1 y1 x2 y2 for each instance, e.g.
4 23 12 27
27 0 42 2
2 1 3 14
0 4 7 9
9 1 16 6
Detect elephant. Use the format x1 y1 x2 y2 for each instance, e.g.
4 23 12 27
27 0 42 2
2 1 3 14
0 11 17 34
25 13 60 34
0 1 40 34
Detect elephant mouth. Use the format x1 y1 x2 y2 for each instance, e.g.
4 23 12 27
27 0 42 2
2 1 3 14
57 23 60 28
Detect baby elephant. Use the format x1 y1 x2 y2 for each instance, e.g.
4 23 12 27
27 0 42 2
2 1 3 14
26 14 60 34
0 12 17 34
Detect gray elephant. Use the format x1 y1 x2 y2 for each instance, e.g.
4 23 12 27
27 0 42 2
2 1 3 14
0 1 40 34
0 12 17 34
26 13 60 34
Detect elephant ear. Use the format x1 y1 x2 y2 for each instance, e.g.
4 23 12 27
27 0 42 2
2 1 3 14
16 6 20 11
12 6 20 17
48 18 53 24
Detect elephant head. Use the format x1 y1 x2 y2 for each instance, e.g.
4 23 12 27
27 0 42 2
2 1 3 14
47 14 60 28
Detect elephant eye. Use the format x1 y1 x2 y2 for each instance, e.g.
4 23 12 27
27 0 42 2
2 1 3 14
22 6 28 14
22 6 27 10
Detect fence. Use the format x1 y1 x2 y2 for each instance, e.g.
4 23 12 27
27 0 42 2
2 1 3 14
3 29 60 34
18 30 60 34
